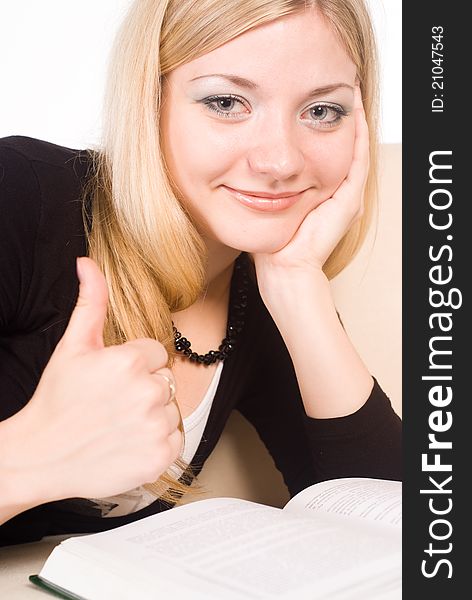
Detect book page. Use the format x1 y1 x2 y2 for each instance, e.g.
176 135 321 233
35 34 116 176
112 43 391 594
41 496 401 599
283 477 402 529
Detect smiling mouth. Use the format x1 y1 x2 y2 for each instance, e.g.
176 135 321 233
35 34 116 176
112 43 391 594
224 186 307 199
221 185 306 212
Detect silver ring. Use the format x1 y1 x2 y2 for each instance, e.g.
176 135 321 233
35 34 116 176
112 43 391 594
155 372 176 405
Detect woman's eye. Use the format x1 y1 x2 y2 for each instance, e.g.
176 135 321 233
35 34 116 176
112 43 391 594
200 96 348 128
201 95 249 119
302 103 348 129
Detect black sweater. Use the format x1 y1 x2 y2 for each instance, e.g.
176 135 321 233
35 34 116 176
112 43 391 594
0 136 401 546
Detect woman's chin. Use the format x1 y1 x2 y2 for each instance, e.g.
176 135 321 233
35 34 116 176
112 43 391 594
203 224 297 256
227 237 294 256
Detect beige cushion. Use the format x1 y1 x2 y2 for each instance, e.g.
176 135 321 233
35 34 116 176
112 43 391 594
178 144 401 508
331 143 401 418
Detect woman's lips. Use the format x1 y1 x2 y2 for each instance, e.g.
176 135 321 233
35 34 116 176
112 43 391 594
222 185 305 212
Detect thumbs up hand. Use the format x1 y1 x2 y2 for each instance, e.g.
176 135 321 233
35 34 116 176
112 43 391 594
20 257 183 502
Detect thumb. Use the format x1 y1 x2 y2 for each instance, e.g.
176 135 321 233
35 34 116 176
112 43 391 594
61 257 109 352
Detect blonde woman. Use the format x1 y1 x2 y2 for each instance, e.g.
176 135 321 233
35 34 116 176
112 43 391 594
0 0 401 545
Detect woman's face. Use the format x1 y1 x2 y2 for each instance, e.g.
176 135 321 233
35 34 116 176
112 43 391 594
160 8 357 255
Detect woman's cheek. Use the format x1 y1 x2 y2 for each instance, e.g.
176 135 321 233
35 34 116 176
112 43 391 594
185 123 239 181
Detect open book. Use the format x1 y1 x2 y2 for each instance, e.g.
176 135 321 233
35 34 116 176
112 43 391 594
30 477 401 600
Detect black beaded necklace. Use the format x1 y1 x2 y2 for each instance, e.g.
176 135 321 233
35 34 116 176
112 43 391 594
172 253 249 365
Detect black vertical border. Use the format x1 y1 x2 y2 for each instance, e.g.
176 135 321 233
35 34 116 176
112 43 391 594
403 2 467 598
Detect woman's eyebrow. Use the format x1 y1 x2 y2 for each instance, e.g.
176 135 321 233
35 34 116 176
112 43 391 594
188 73 353 96
189 73 259 89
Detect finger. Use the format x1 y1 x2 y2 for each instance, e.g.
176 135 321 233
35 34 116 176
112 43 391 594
328 87 369 222
122 339 169 374
168 427 185 461
151 368 177 406
348 85 370 183
163 400 182 434
60 257 108 353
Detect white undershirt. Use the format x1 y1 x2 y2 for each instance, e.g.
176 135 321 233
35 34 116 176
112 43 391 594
86 361 224 518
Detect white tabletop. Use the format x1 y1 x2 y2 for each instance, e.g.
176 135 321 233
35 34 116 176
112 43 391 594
0 534 74 598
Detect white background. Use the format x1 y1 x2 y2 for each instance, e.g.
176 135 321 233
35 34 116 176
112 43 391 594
0 0 401 149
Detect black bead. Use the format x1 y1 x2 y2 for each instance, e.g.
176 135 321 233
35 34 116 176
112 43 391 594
173 253 249 365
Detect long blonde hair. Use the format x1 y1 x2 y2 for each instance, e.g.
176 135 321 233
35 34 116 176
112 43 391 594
83 0 380 503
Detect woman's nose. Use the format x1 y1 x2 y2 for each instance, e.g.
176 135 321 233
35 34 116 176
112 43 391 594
246 118 305 181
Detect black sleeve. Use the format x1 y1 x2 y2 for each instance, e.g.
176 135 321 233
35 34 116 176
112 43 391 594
0 137 90 545
0 144 41 331
235 301 402 498
0 137 89 422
